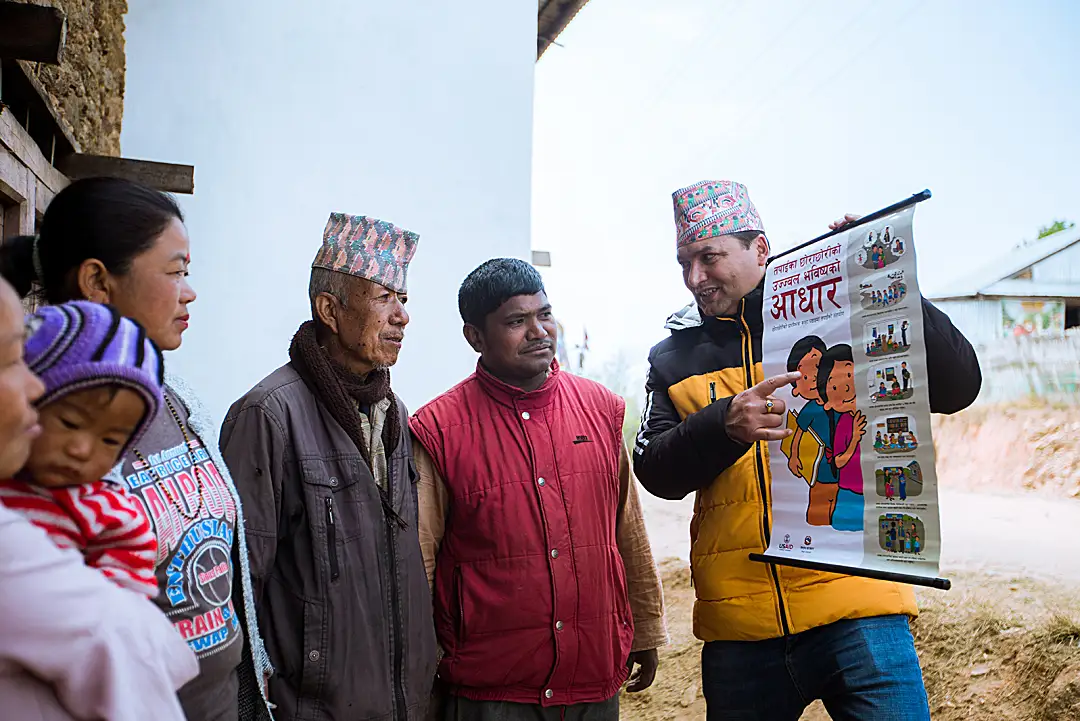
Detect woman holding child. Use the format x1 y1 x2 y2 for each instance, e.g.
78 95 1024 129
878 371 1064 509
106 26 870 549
0 276 198 720
0 178 272 721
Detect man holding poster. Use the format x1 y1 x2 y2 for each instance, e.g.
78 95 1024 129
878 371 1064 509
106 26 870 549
633 180 981 720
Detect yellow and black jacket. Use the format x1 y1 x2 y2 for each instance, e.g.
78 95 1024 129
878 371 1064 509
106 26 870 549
633 283 981 642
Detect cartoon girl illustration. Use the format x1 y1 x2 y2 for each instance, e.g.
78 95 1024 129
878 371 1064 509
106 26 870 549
817 344 866 532
884 478 894 500
785 335 838 526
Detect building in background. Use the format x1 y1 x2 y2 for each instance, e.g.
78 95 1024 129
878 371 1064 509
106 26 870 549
930 225 1080 346
0 0 190 245
117 0 589 422
538 0 591 58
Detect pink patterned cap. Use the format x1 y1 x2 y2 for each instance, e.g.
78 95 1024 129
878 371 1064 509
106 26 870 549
312 213 419 293
672 180 765 247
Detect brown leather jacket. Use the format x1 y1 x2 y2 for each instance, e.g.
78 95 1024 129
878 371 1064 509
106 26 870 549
221 364 437 721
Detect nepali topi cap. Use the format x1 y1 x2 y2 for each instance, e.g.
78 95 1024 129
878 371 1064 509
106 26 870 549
672 180 765 247
312 212 419 294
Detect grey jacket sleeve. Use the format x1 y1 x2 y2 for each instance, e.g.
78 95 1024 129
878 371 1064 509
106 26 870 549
220 405 287 605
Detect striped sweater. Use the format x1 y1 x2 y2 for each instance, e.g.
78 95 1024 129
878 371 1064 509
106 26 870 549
0 479 158 597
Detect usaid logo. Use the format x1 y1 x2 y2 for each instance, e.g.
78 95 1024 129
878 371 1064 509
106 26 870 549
778 533 795 551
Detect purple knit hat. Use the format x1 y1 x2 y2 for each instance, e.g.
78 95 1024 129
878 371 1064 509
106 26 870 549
25 301 165 454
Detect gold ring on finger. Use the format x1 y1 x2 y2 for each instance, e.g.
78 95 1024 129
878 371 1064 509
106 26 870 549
765 399 775 413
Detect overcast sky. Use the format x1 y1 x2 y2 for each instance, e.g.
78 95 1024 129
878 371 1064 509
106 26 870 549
532 0 1080 380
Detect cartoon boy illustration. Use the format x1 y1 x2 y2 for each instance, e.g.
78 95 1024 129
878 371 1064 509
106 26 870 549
913 534 921 554
817 344 867 532
901 362 911 392
785 335 839 526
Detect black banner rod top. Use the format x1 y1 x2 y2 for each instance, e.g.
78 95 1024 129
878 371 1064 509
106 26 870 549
769 189 932 264
748 552 951 591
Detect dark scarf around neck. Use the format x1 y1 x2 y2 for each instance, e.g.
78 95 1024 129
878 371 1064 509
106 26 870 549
289 321 405 528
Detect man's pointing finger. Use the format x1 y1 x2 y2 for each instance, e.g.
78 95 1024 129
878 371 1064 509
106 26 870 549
752 372 802 397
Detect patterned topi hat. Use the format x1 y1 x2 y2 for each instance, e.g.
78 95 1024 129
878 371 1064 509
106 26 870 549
312 213 419 294
672 180 765 247
25 301 165 454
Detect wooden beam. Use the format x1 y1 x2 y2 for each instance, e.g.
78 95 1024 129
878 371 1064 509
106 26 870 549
0 106 68 195
14 60 80 153
0 1 67 65
57 153 195 195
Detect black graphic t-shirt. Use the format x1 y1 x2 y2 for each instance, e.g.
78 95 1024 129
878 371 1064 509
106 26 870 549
122 388 242 721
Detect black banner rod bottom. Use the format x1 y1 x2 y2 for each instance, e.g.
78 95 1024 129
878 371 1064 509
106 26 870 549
749 552 951 591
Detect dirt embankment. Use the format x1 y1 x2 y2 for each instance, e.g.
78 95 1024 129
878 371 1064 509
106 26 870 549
622 562 1080 721
933 405 1080 499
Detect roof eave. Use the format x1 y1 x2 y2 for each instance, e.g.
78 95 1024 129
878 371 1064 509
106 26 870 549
537 0 591 60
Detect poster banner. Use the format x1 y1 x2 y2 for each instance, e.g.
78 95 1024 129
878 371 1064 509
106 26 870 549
1001 299 1065 338
759 203 942 580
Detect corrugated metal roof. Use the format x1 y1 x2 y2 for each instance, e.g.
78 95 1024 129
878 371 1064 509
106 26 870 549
929 226 1080 300
538 0 591 60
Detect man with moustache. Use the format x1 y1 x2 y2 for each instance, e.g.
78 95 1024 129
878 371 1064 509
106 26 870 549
221 213 436 721
411 258 666 720
633 180 982 720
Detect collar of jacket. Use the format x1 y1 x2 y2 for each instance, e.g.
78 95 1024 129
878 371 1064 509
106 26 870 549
663 278 766 332
475 358 563 412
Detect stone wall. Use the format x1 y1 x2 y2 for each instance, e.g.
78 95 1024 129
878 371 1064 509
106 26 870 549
18 0 128 155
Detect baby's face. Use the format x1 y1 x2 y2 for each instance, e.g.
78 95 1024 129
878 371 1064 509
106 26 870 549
25 386 146 487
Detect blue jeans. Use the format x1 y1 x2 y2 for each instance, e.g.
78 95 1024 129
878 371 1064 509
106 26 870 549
701 615 930 720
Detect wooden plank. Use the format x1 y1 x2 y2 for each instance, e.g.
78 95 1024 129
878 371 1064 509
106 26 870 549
14 60 80 154
57 153 195 194
0 148 32 204
34 173 54 215
0 1 67 64
0 107 68 194
0 145 32 237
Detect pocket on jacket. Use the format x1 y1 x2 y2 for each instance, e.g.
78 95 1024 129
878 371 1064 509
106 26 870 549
299 458 370 543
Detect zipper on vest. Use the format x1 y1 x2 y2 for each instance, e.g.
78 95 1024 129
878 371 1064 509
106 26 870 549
385 462 407 720
325 497 339 581
709 382 717 404
454 566 465 638
738 299 791 636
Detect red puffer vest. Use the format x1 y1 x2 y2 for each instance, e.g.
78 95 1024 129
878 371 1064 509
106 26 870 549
409 361 634 706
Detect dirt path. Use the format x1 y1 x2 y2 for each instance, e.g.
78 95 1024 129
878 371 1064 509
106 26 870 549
639 488 1080 581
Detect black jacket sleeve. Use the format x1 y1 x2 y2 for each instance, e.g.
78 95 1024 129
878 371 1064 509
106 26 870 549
921 297 982 414
632 360 752 501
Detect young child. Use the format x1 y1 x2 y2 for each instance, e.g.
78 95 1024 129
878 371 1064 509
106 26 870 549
0 301 164 596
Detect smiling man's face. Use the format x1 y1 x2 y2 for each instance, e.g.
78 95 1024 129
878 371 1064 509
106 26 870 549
677 233 769 317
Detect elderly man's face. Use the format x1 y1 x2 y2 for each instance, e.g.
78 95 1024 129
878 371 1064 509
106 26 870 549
320 275 409 375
